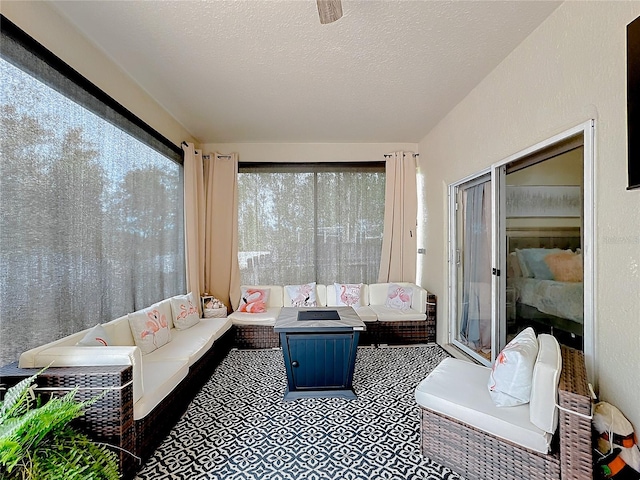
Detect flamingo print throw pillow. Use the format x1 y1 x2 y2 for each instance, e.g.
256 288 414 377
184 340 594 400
487 327 539 407
385 284 413 309
286 282 317 307
238 287 270 313
170 292 200 330
76 324 112 346
335 283 362 307
128 301 172 354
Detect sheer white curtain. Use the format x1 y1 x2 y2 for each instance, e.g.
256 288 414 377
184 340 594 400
378 151 418 283
204 153 241 310
459 182 492 351
182 142 205 313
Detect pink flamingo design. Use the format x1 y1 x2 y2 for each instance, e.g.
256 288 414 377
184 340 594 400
387 286 411 309
140 309 167 347
488 338 525 391
177 300 198 321
240 289 267 312
340 285 360 306
292 284 313 307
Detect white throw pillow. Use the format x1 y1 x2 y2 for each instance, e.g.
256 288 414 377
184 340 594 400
334 283 362 307
488 327 539 407
76 324 112 346
170 292 200 330
384 283 413 309
128 302 172 355
286 282 317 307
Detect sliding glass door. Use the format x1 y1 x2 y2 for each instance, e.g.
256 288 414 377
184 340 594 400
449 121 595 378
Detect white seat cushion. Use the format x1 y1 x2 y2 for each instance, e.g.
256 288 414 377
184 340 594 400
369 305 426 321
144 317 232 366
135 359 188 420
415 357 553 454
353 305 378 322
228 307 281 326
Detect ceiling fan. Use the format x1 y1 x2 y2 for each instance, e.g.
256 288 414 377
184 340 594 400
317 0 343 24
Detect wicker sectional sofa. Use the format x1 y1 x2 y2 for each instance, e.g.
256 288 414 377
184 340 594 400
228 282 437 348
14 297 235 478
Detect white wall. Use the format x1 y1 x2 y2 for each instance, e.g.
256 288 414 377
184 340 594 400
418 2 640 429
0 1 196 146
201 143 418 163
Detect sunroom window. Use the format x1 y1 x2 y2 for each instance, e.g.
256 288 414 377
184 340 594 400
0 18 185 365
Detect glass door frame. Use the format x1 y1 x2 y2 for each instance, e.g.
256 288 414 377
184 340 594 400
448 120 595 381
448 168 494 366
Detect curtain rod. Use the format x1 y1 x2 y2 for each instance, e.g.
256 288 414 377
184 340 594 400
181 143 232 159
383 153 420 158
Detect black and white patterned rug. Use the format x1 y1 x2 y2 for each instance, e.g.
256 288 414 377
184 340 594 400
135 345 464 480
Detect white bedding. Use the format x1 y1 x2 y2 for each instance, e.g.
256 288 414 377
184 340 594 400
510 277 583 323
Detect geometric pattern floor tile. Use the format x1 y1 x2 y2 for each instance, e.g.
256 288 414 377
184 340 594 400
135 345 464 480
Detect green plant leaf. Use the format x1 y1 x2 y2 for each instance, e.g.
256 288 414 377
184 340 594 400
0 372 119 479
0 370 41 423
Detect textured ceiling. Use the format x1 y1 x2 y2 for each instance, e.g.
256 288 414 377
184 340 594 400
50 0 561 143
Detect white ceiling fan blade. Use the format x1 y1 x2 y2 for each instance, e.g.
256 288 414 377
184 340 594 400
317 0 343 24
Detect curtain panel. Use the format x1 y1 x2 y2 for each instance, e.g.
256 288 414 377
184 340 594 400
459 182 492 351
204 153 241 310
182 143 205 313
378 151 418 283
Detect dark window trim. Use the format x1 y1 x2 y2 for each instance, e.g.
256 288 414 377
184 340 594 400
239 162 385 173
0 14 183 163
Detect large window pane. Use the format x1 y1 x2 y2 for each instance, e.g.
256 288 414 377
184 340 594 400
0 23 185 366
238 164 384 285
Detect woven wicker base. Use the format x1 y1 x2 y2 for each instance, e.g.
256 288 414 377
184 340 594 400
1 328 235 480
419 346 591 480
361 292 437 345
421 408 561 479
233 324 280 349
0 364 137 479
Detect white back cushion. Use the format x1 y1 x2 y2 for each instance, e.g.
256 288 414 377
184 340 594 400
529 333 562 433
369 283 427 313
327 284 370 307
102 315 135 346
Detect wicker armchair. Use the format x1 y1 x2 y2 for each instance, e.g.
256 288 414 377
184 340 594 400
418 346 593 480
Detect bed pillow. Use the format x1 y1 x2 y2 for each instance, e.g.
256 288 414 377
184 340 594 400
488 327 539 407
170 292 200 330
544 251 583 282
334 283 363 307
238 287 270 313
76 324 112 346
128 303 172 355
517 248 561 280
507 252 523 278
515 249 533 278
286 282 317 307
385 284 413 310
